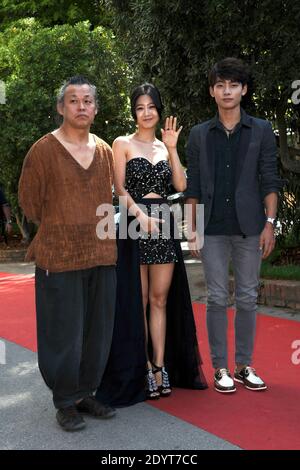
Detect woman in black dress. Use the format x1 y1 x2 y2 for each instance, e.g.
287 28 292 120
96 83 207 406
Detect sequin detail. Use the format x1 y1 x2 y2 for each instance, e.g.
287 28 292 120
138 201 178 265
125 157 177 265
125 157 171 200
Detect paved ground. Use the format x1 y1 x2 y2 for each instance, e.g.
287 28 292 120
1 340 239 451
0 259 240 451
0 256 298 451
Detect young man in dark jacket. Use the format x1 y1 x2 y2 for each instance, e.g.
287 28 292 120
186 58 282 393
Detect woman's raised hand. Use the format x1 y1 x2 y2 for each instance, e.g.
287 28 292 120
161 116 183 149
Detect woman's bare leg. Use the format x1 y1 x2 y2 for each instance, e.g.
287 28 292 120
148 263 174 371
140 264 151 367
141 263 160 397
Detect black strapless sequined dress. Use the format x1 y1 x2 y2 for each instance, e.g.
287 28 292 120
125 157 177 264
96 156 207 407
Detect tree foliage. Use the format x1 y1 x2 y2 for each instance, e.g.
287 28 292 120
108 0 300 242
0 0 111 29
0 20 132 226
0 1 299 243
108 1 300 156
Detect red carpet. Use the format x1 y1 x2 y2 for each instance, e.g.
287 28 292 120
152 303 300 450
1 272 300 449
0 272 36 351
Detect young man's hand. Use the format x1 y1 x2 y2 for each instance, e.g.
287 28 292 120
188 232 203 258
259 223 275 259
5 221 13 235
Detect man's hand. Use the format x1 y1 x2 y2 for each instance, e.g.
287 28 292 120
259 223 275 259
188 232 203 258
5 221 13 235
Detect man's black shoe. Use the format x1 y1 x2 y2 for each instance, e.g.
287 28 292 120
76 396 116 419
56 405 86 432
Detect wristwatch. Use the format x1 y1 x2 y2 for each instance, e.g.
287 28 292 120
266 217 275 225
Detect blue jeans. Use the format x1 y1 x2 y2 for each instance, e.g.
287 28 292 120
201 235 261 369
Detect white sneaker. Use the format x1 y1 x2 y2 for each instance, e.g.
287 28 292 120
214 368 236 393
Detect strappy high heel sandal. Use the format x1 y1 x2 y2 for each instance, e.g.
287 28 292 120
152 363 172 397
146 367 160 400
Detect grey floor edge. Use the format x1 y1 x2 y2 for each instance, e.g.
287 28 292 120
0 339 240 451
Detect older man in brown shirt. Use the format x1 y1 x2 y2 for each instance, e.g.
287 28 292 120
19 76 117 432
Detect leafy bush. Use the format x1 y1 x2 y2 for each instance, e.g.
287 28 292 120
0 20 133 217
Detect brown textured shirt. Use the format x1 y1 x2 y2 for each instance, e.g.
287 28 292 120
19 133 117 272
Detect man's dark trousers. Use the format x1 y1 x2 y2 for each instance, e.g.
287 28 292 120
35 265 116 409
